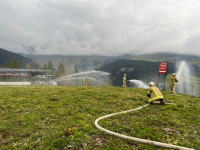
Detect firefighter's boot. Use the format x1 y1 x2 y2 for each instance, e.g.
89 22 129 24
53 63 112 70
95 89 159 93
160 100 165 105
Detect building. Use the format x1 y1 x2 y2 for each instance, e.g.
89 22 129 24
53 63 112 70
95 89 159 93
0 68 52 85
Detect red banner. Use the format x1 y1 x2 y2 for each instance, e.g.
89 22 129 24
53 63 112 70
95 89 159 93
0 73 30 76
159 62 168 73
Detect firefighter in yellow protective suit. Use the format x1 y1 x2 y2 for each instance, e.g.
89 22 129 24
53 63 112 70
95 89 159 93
170 73 178 94
147 82 165 105
84 78 88 87
123 74 127 87
39 81 44 86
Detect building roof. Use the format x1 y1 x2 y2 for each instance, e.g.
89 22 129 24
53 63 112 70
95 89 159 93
0 68 51 72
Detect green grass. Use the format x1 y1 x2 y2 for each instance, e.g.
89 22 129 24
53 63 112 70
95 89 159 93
0 86 200 150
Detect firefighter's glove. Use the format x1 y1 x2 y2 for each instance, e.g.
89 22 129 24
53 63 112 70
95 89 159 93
147 94 150 98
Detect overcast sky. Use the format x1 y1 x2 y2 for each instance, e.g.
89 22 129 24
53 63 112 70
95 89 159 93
0 0 200 56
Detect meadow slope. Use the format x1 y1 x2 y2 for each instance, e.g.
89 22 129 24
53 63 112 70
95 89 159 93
0 86 199 150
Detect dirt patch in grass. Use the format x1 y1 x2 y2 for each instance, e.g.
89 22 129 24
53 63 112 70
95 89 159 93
92 133 107 147
21 133 30 138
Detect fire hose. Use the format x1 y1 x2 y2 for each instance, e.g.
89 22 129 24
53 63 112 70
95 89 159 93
95 104 194 150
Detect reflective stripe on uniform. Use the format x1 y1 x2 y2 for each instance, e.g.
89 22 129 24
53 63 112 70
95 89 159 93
147 91 150 94
148 87 163 102
149 96 164 102
152 87 158 97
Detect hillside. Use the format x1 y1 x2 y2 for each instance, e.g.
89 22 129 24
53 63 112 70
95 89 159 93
0 48 38 68
96 59 200 96
0 86 199 149
19 53 200 74
20 54 135 73
131 53 200 67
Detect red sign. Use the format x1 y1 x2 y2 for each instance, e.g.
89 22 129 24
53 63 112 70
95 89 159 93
0 73 30 76
159 62 168 73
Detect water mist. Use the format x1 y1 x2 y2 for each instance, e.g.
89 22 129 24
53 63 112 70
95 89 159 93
175 61 193 95
129 80 149 89
50 71 111 87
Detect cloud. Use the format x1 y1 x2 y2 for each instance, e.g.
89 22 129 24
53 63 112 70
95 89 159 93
0 0 200 56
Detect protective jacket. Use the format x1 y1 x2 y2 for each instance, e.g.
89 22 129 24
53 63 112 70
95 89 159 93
84 79 88 83
123 76 126 83
147 86 164 103
171 75 178 84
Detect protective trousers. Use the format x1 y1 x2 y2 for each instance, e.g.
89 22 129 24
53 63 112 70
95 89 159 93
123 82 127 87
84 82 87 87
171 84 176 93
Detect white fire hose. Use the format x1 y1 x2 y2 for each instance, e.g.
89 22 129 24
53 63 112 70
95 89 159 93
95 104 194 150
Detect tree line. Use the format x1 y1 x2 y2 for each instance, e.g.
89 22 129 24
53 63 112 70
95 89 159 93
37 61 68 78
2 58 81 79
2 59 67 79
2 58 32 69
37 61 81 78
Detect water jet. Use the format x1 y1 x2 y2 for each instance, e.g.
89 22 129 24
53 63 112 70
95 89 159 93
50 71 111 87
129 80 149 89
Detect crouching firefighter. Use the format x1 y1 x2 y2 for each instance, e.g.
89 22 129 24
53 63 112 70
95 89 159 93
147 82 165 105
84 77 88 87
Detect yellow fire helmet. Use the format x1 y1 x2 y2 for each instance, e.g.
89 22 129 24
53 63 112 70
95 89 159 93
173 73 176 75
149 82 155 86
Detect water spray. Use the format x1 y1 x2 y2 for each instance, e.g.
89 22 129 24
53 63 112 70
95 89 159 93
175 61 193 95
176 61 186 79
50 71 111 87
129 80 149 89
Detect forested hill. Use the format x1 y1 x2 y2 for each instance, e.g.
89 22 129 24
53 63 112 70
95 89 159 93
96 59 200 86
131 53 200 67
20 53 135 73
0 48 38 68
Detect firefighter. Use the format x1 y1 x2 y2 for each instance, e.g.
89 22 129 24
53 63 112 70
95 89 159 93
39 81 44 86
170 73 178 94
84 77 88 87
123 74 127 87
147 82 165 105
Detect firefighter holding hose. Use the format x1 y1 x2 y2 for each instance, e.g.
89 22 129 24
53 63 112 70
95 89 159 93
147 82 165 105
123 74 127 87
170 73 178 94
84 77 88 87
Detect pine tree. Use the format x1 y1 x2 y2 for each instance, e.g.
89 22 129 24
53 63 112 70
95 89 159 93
10 58 20 68
47 60 56 75
56 62 67 78
43 63 48 70
74 66 79 73
26 64 31 69
37 64 42 69
3 62 9 68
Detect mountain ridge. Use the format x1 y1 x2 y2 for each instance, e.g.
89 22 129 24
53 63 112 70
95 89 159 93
131 52 200 66
0 48 38 68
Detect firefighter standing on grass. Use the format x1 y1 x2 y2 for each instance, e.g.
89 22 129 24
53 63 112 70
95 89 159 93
170 73 178 94
147 82 165 105
123 74 127 87
84 78 88 87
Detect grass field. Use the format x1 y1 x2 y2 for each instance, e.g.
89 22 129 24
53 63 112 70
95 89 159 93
0 86 200 150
